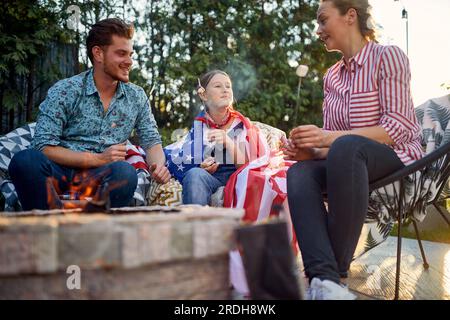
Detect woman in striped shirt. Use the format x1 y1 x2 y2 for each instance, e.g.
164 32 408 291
284 0 422 299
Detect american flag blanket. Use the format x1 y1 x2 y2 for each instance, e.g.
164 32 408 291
227 150 298 296
224 150 296 221
218 122 297 296
164 110 267 183
125 143 150 206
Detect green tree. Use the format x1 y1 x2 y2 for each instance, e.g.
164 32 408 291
0 0 75 131
133 0 338 137
60 0 131 68
1 0 340 139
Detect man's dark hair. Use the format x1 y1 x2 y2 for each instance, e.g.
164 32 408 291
86 18 134 63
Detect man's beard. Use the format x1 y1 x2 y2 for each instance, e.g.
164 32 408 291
104 61 130 83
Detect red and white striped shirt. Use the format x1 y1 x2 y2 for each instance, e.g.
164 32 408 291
323 41 423 165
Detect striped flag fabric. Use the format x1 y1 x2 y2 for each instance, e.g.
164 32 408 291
224 150 295 222
125 143 148 171
224 142 298 297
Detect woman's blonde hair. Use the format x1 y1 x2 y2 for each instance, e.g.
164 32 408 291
321 0 377 42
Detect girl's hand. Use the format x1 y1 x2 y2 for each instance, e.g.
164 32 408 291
200 156 219 174
207 129 232 147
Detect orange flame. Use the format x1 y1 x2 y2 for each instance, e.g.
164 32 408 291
46 168 126 212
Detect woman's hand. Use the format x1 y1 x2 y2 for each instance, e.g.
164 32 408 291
207 129 232 147
289 125 331 148
200 156 219 174
282 137 316 161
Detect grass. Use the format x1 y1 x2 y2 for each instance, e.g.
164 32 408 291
391 224 450 244
390 209 450 244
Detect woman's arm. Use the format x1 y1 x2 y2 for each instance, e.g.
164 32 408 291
289 125 394 149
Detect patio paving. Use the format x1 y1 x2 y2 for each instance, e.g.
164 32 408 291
348 236 450 300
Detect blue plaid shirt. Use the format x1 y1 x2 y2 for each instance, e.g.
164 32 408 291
32 69 161 153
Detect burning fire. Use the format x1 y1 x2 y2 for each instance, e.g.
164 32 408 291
46 169 126 213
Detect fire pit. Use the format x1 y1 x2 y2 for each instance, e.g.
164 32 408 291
0 205 243 299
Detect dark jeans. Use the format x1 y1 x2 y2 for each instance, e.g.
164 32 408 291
8 149 138 210
287 135 405 284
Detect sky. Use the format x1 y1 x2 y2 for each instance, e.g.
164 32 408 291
370 0 450 106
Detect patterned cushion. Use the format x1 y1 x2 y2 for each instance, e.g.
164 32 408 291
0 123 36 211
0 180 21 211
148 177 182 206
0 123 36 174
147 121 286 206
129 169 151 206
251 121 286 150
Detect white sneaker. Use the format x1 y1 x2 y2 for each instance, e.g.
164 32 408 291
305 278 324 300
306 278 356 300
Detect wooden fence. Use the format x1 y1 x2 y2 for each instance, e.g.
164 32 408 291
0 42 79 134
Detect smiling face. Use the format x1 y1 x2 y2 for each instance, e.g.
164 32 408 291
316 1 350 52
200 73 234 111
95 35 134 83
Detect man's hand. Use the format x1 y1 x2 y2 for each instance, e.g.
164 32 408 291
149 163 171 184
200 156 219 174
290 125 330 149
96 143 127 165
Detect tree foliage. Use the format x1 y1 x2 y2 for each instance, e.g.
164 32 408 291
0 0 76 131
133 0 339 134
1 0 340 137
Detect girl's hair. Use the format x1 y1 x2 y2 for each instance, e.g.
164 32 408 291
197 70 234 110
197 69 231 90
321 0 377 42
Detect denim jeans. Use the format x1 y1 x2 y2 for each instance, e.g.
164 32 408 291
182 165 236 205
8 149 138 210
287 135 405 284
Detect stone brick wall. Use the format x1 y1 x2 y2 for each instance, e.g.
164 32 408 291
0 206 243 299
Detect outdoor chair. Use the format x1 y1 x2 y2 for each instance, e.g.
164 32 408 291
356 97 450 299
368 139 450 299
